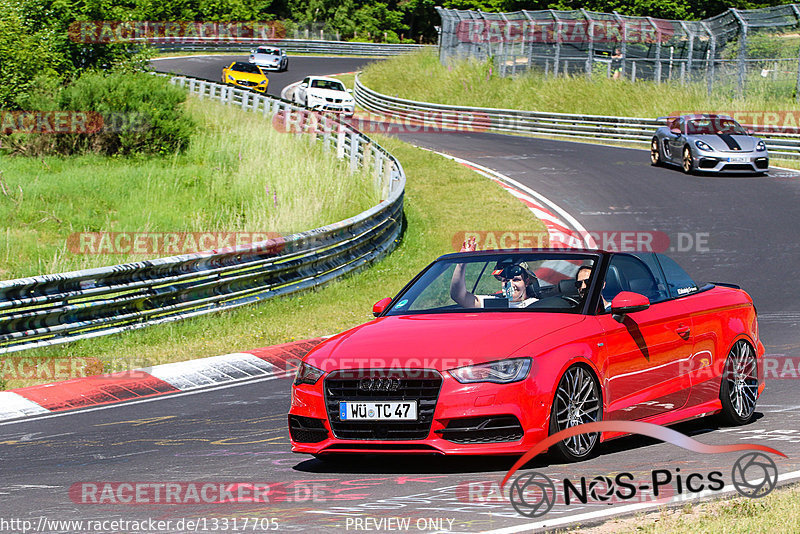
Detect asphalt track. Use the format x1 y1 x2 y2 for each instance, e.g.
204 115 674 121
2 56 799 533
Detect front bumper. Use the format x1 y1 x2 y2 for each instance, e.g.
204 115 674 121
289 368 548 455
692 149 769 173
228 79 268 93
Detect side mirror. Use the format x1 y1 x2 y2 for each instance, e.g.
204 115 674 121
611 291 650 322
746 128 755 135
347 89 353 94
669 127 681 135
373 297 392 317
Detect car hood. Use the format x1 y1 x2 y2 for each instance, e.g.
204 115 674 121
307 88 353 101
304 313 586 372
227 70 267 82
253 54 281 62
692 134 758 152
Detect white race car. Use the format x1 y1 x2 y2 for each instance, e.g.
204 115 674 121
294 76 355 116
249 46 288 72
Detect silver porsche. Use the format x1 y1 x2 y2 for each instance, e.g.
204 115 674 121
248 46 288 72
650 114 769 174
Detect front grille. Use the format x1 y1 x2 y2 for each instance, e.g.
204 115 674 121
436 415 524 444
325 369 442 440
236 80 257 87
289 415 328 443
722 163 754 171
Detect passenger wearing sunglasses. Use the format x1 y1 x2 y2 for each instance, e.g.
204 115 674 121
576 265 610 311
449 237 539 309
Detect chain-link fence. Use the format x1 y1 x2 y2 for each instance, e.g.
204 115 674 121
437 5 800 99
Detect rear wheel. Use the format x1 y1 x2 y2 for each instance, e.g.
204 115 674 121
650 138 662 166
718 340 758 425
682 146 695 174
549 365 602 462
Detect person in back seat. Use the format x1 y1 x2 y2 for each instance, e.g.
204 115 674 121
576 265 611 311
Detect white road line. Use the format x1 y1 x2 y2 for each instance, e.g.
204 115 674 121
419 148 596 249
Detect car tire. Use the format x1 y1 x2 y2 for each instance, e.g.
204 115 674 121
718 339 758 426
548 365 602 462
650 138 663 166
682 146 695 174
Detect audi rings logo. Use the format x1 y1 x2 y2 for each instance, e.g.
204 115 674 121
509 472 556 518
358 377 400 392
732 452 779 498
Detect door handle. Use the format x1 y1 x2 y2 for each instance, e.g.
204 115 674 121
675 326 691 339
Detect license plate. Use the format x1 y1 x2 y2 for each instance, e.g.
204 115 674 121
728 156 749 162
339 401 417 421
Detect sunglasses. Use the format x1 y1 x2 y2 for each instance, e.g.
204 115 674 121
575 279 590 289
493 265 526 282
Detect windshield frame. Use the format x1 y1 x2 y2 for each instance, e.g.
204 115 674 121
381 250 605 317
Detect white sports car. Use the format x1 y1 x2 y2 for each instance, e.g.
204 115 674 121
294 76 355 116
249 46 288 72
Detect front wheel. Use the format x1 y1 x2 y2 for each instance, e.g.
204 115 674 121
650 138 662 166
682 146 695 174
549 365 602 462
718 340 759 425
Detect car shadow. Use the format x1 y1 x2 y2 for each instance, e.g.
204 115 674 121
292 413 765 474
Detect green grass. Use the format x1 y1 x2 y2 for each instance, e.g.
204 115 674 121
0 95 378 280
1 135 546 389
571 483 800 533
360 49 800 119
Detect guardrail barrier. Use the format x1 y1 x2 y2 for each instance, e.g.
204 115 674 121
0 76 405 353
354 74 800 158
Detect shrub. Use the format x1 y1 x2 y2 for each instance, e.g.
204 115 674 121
3 71 194 156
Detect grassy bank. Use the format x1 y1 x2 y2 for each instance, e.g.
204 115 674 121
360 49 800 117
572 483 800 533
0 95 378 279
1 136 546 389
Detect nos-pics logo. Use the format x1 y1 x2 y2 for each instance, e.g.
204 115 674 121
502 421 784 518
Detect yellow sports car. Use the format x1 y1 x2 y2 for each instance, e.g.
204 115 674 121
221 61 269 93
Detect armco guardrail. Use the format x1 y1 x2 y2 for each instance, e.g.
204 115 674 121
152 39 432 56
0 76 405 354
354 74 800 158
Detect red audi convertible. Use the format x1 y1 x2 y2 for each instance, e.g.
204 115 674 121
289 249 764 461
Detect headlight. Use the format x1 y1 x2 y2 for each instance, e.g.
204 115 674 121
756 140 766 151
258 80 266 85
294 362 324 385
695 140 713 151
448 358 531 384
227 75 234 81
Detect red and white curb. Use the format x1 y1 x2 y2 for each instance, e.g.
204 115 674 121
0 338 325 422
430 150 597 250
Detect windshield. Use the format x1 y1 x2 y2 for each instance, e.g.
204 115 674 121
687 118 747 135
232 62 263 74
256 48 280 55
310 79 346 91
385 253 599 315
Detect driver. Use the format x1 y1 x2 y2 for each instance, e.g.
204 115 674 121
450 237 539 309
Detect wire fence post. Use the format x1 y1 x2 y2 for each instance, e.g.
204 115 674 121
731 9 748 98
580 9 594 78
